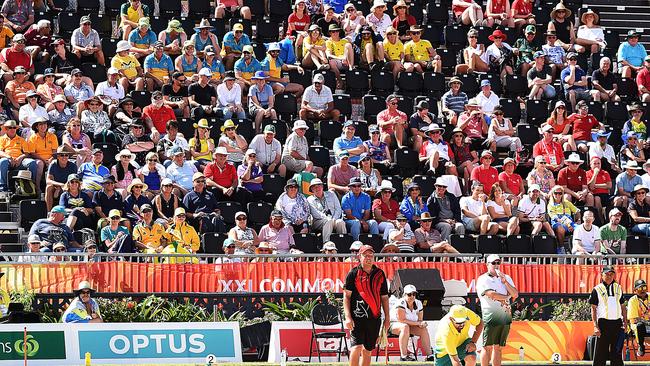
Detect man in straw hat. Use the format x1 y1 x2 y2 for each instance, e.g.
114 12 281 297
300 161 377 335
629 184 650 237
307 177 347 242
190 19 222 59
45 145 77 211
404 25 440 73
613 160 643 208
619 30 646 78
0 119 37 192
223 22 252 70
62 280 103 323
441 77 468 125
343 244 389 366
546 2 575 51
215 0 252 20
434 305 484 366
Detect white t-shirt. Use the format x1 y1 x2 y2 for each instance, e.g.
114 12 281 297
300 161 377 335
517 195 546 218
476 91 500 114
476 272 515 324
642 173 650 189
389 297 423 322
573 223 601 253
460 196 485 219
577 26 604 43
588 142 616 163
250 134 282 166
486 200 506 216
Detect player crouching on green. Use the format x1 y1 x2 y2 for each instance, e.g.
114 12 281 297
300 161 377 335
434 305 483 366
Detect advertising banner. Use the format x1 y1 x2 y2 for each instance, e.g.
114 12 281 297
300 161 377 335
0 261 643 294
0 330 66 361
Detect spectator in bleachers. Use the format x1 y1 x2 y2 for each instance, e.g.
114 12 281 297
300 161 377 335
259 209 295 253
302 72 340 122
382 26 404 80
392 1 415 40
0 14 13 51
622 104 648 146
358 153 382 196
132 203 167 253
452 0 484 27
533 125 564 172
112 40 145 92
94 68 124 116
252 241 276 261
513 25 539 77
182 172 226 233
113 97 142 138
561 53 590 112
627 279 649 356
486 106 521 153
547 184 578 247
455 29 488 75
542 31 565 78
188 118 214 170
234 45 261 103
29 205 80 251
320 241 339 261
190 19 222 60
46 145 77 211
629 184 650 236
215 0 252 20
498 157 523 206
128 17 157 61
49 38 81 84
65 68 94 116
334 121 364 163
308 177 347 242
60 174 93 231
0 0 31 33
637 56 650 103
364 124 393 175
227 211 259 254
123 178 151 226
189 68 218 119
643 162 650 188
176 41 202 83
282 119 323 176
121 118 156 166
588 130 619 174
461 182 499 235
576 10 605 54
20 234 48 262
618 30 646 79
216 72 245 120
157 120 189 165
354 24 385 71
546 3 574 51
144 42 175 92
388 213 416 253
61 118 90 164
527 156 555 199
24 20 52 63
204 146 247 204
137 152 164 199
162 72 190 119
142 91 175 137
247 71 277 132
153 178 180 225
485 29 516 79
404 25 440 74
558 152 594 206
249 125 286 176
276 178 311 233
371 180 398 241
223 23 251 71
119 0 150 41
377 94 407 148
325 25 354 89
441 77 468 126
620 131 645 168
572 210 601 256
158 19 187 57
485 0 513 28
216 238 242 263
400 183 429 229
342 176 379 240
219 119 247 164
471 151 499 193
448 128 476 195
614 161 643 207
0 92 11 126
487 184 519 235
288 0 311 57
422 122 456 176
543 101 575 151
0 119 36 192
587 157 613 217
476 80 499 115
328 150 358 195
427 177 465 240
70 16 105 67
166 207 200 253
165 145 197 195
203 45 225 84
414 212 458 254
238 148 266 202
600 207 626 256
301 25 328 70
316 6 341 39
517 184 554 236
111 149 137 198
5 65 35 117
342 3 365 42
0 34 33 82
25 117 57 192
408 101 435 153
78 148 108 192
591 57 619 103
527 51 555 100
511 0 535 28
18 90 47 132
366 0 391 39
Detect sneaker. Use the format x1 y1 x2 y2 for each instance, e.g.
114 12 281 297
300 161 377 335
400 355 416 361
426 354 436 361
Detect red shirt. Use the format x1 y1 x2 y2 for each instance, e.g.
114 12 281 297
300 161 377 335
372 198 399 221
471 165 499 192
142 105 176 133
204 162 236 188
557 166 587 192
288 13 310 32
637 67 650 95
498 171 523 195
586 169 611 194
377 108 407 134
24 26 52 49
511 0 532 16
533 139 564 166
452 0 473 17
0 47 32 71
567 113 600 141
489 0 507 14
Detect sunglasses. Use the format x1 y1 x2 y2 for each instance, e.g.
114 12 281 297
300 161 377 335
132 126 143 130
468 35 477 38
314 82 322 85
248 154 256 158
639 286 648 291
162 184 173 187
195 179 206 184
176 78 187 82
452 319 467 325
411 31 421 35
58 153 69 157
133 185 143 189
553 192 564 195
389 101 398 105
147 158 158 162
110 216 120 220
371 131 380 134
55 248 65 252
406 293 416 297
491 260 501 265
236 216 247 221
121 155 132 159
569 162 580 165
176 214 186 218
346 8 355 11
225 127 235 131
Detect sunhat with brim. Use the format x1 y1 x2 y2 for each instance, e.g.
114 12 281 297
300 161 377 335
2 120 16 128
194 118 212 129
628 103 644 113
503 157 517 167
308 24 320 32
625 161 643 170
528 184 541 193
321 241 337 252
115 40 132 53
633 184 649 194
309 178 324 192
448 77 463 86
293 120 309 131
434 177 448 187
403 284 417 294
74 281 96 296
166 19 184 33
480 150 494 160
183 40 195 49
420 212 433 221
427 123 444 133
328 24 342 33
550 185 565 194
581 9 599 24
393 0 408 15
378 180 396 192
84 96 103 108
220 119 238 132
380 242 400 253
114 149 133 163
371 0 387 11
30 117 49 132
284 179 299 190
15 170 32 180
127 178 148 192
54 145 76 158
408 25 423 33
592 130 611 142
174 207 186 217
348 177 363 187
255 242 275 253
267 42 281 52
541 124 554 133
635 279 647 289
251 70 268 80
550 2 572 18
565 153 584 164
194 18 213 32
488 29 507 41
627 30 641 39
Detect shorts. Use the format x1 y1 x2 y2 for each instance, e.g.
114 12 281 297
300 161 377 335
462 217 479 232
482 323 511 347
330 59 347 71
249 104 269 117
494 217 509 223
350 317 381 351
282 155 307 172
565 89 591 102
594 193 611 207
435 339 475 366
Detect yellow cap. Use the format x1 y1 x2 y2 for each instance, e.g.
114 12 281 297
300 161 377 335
449 305 469 323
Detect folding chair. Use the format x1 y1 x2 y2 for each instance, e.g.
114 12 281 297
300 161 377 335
309 303 349 362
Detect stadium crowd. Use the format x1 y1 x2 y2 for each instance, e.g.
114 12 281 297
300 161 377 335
1 0 649 260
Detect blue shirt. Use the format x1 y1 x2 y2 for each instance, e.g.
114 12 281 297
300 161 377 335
128 29 158 49
618 42 647 68
234 57 262 80
222 31 251 53
143 53 175 78
47 161 77 184
278 37 296 64
333 135 364 163
59 191 93 209
323 0 346 13
341 191 372 220
399 196 430 221
77 163 109 191
616 172 643 194
248 83 273 108
560 66 587 91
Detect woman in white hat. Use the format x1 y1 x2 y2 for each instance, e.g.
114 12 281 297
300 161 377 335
373 180 399 241
367 0 391 38
111 149 138 199
576 9 605 54
227 211 260 254
389 284 434 361
124 177 151 225
137 151 165 199
342 3 365 42
62 281 103 323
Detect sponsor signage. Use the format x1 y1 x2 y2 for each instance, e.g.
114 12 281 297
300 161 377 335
0 331 66 360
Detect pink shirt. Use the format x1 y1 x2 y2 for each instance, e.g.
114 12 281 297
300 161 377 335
258 224 294 253
377 108 407 134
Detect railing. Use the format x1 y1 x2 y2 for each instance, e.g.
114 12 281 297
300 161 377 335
2 252 649 264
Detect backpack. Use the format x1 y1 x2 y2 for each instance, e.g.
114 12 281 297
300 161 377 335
13 178 37 200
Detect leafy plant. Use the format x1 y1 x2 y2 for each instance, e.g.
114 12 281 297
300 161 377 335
262 298 319 321
511 302 554 321
550 299 592 321
9 290 34 312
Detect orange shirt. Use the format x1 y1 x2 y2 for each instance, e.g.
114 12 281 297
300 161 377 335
0 134 28 159
26 132 58 160
5 80 35 105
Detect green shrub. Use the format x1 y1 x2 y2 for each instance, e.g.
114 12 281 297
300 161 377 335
549 299 592 321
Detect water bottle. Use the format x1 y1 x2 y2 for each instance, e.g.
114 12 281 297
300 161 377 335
519 346 525 361
280 348 287 366
625 348 630 361
85 352 92 366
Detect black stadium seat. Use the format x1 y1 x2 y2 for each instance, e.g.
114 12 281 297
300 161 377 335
506 235 533 254
293 233 319 253
189 0 213 18
450 234 476 253
202 232 226 254
370 70 394 97
20 200 47 231
215 201 243 226
477 235 503 254
255 18 279 42
309 146 331 171
57 12 81 38
396 72 423 97
80 63 107 83
345 69 369 98
333 94 352 120
247 201 273 226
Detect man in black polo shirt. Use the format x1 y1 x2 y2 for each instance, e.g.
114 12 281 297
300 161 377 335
92 175 128 229
343 245 389 366
181 172 225 233
591 57 620 103
188 68 218 119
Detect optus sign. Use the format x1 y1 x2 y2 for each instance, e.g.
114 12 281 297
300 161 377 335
0 331 66 360
78 329 236 360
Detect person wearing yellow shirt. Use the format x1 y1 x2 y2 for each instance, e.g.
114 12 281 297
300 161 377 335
111 40 145 93
0 120 37 192
120 0 151 41
383 26 405 80
166 207 201 254
325 24 354 90
404 25 441 74
132 204 169 253
26 118 58 194
628 279 650 356
302 25 328 70
434 305 483 366
261 42 304 98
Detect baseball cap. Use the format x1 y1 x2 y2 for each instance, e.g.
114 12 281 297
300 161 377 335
403 284 417 294
602 265 615 274
358 245 374 255
486 254 501 263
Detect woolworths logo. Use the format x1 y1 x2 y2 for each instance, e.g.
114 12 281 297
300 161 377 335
0 331 65 360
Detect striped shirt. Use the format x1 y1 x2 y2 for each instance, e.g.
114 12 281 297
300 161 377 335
441 90 468 115
71 28 101 49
